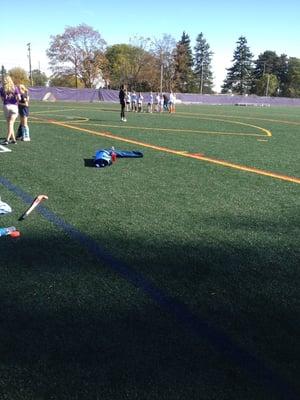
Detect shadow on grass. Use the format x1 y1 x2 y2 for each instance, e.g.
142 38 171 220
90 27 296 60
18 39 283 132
0 227 299 400
0 203 299 400
83 158 95 167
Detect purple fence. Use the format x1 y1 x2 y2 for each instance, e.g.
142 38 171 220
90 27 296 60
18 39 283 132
28 87 300 107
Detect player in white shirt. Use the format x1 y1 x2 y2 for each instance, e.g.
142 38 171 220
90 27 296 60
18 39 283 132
159 93 164 112
137 92 144 112
125 91 131 111
131 91 137 112
155 93 160 112
168 91 176 113
147 91 153 113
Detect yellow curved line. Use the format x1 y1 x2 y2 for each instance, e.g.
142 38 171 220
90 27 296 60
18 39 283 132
32 106 272 136
67 121 265 137
47 118 300 185
33 105 300 127
173 113 272 137
177 110 300 127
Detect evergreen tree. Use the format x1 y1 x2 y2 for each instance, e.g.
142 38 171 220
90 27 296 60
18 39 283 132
252 51 289 96
173 32 195 92
284 57 300 97
194 33 214 93
252 51 279 94
221 36 253 94
253 51 279 77
276 54 289 96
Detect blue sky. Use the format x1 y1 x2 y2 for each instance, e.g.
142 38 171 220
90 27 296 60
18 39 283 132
1 0 299 91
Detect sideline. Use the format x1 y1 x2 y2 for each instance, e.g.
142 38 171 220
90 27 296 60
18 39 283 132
0 174 297 400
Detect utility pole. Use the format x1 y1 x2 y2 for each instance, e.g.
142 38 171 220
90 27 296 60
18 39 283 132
200 60 204 94
160 63 163 94
75 64 78 88
27 43 33 86
265 74 270 97
1 65 5 83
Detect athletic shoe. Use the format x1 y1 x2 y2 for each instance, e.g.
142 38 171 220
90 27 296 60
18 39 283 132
123 118 127 122
22 138 31 142
1 140 9 145
10 140 17 145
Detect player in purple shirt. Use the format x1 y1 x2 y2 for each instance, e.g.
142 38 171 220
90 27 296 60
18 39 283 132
0 75 20 145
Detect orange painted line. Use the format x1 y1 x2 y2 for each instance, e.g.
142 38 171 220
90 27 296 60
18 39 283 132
191 153 205 157
48 119 300 185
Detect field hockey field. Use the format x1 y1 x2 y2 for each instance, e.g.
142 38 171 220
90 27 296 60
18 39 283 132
0 101 299 400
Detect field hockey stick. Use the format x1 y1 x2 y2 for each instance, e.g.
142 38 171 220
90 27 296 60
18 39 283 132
19 194 48 220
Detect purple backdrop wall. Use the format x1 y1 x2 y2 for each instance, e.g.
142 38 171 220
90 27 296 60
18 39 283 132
29 87 300 107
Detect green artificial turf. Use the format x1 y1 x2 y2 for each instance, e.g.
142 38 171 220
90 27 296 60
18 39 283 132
0 102 299 399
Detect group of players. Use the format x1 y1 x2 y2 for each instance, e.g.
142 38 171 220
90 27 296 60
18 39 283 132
119 85 176 122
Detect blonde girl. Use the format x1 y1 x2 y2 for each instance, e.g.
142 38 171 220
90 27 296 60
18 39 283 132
0 75 20 145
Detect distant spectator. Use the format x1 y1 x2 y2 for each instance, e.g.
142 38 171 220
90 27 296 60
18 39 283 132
147 91 153 113
163 93 169 111
0 75 20 145
159 93 164 112
168 91 176 113
131 91 137 112
155 93 160 112
125 90 131 112
137 92 144 112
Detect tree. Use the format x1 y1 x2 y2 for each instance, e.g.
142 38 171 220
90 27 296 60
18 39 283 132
105 43 156 91
284 57 300 97
252 51 278 94
48 74 85 88
222 36 253 94
253 51 279 77
255 74 279 96
1 65 7 83
276 54 289 96
151 34 176 92
194 33 214 94
251 51 290 96
173 32 195 92
31 69 48 86
47 24 107 88
8 67 29 86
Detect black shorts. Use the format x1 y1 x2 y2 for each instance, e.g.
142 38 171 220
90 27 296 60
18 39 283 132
19 106 29 117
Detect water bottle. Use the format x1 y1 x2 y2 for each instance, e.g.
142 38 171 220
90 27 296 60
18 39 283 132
111 146 117 162
0 226 16 237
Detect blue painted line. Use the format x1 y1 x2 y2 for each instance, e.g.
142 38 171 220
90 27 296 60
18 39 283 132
0 175 298 400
